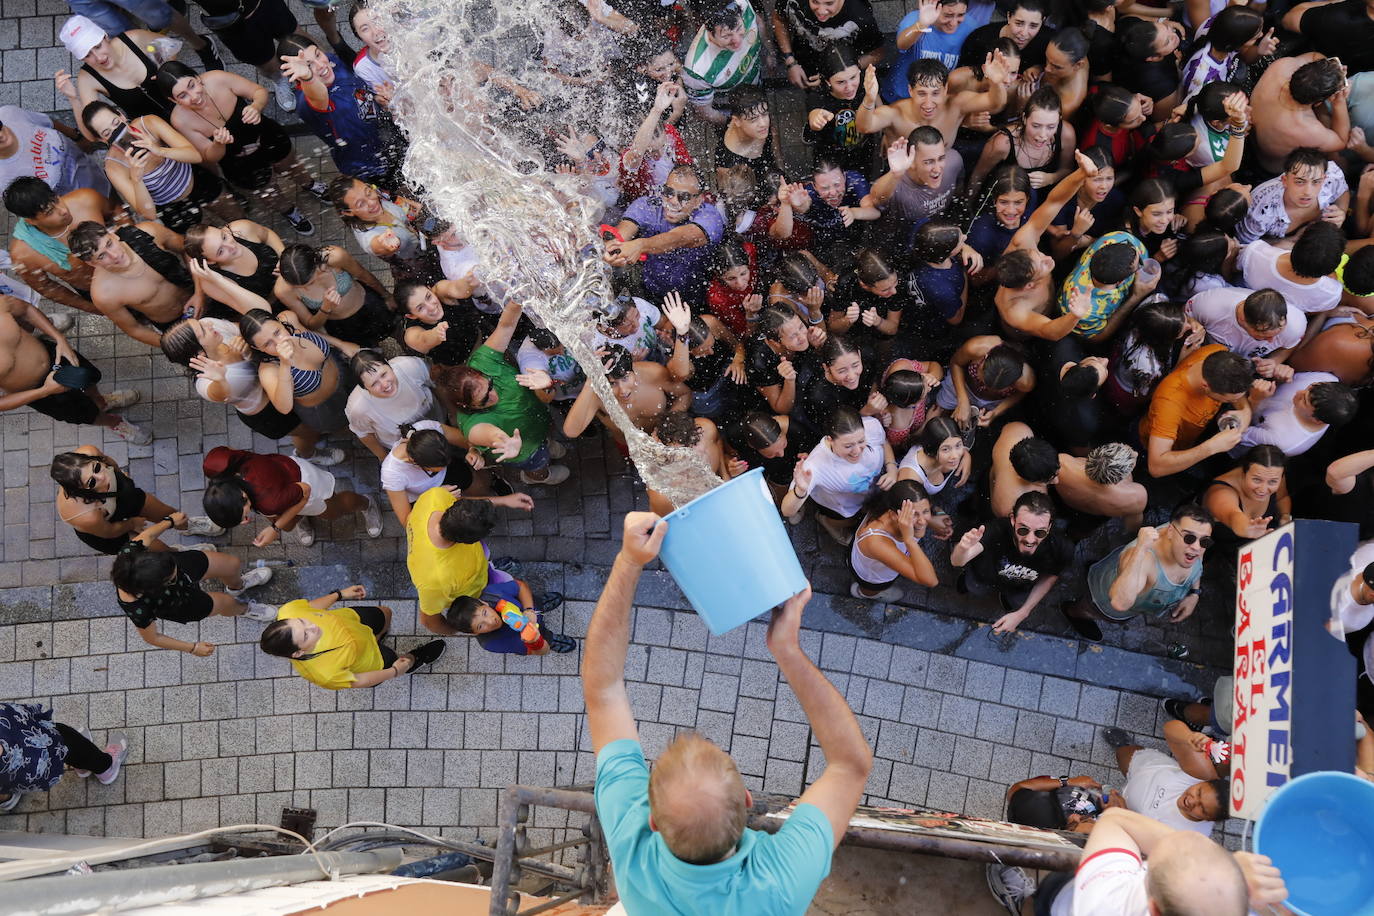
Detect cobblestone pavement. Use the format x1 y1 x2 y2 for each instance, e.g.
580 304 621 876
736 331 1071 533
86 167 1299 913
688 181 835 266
0 0 1237 857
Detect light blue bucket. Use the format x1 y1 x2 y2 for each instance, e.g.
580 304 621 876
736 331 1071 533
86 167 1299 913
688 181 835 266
1255 770 1374 916
658 467 808 635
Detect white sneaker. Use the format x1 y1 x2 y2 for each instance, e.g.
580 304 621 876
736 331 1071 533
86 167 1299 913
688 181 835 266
521 464 570 486
294 446 345 467
850 582 903 603
109 418 152 445
102 389 141 410
273 76 297 112
95 733 129 785
184 516 224 537
547 439 567 459
987 864 1036 915
45 311 75 332
242 601 278 622
0 792 22 812
361 494 383 538
294 516 315 547
227 566 272 595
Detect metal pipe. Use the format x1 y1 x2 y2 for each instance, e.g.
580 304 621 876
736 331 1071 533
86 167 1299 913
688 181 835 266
391 850 473 878
516 837 588 859
7 849 404 915
516 886 583 916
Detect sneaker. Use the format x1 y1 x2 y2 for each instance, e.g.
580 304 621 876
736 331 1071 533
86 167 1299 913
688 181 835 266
273 76 297 112
102 389 141 410
521 464 570 486
95 733 129 785
242 600 278 622
1060 605 1103 642
227 566 273 596
294 516 315 547
44 311 75 332
547 632 578 653
986 864 1036 915
850 582 903 603
489 475 514 497
1102 726 1133 749
194 37 223 70
109 418 152 445
185 515 224 537
492 556 521 575
1162 698 1206 732
361 493 383 538
0 792 22 812
283 207 315 236
819 521 853 547
294 446 345 467
407 639 446 671
537 591 564 614
306 180 329 202
547 439 568 460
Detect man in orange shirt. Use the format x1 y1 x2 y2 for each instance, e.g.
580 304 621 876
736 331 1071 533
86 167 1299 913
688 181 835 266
1141 345 1256 480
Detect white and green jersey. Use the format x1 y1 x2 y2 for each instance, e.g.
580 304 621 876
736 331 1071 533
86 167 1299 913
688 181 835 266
681 0 762 108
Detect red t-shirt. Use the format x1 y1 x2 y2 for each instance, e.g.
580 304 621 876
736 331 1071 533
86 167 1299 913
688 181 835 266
202 447 302 517
706 242 758 336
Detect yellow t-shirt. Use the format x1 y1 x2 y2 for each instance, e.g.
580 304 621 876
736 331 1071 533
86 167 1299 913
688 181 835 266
277 600 384 691
405 486 489 616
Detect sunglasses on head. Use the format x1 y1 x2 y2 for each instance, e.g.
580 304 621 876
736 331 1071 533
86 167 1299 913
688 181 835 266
661 186 699 202
1171 523 1214 548
1014 525 1049 539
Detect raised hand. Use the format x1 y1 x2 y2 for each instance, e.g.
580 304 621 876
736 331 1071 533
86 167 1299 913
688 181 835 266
916 0 940 29
804 285 826 320
653 80 681 112
861 306 881 327
54 69 78 102
886 136 916 175
621 511 668 566
662 289 691 335
863 63 880 100
791 456 813 493
1066 284 1091 318
279 52 313 83
515 368 553 390
983 49 1010 86
806 323 827 347
490 427 524 462
951 524 985 565
189 354 227 382
742 292 763 315
1254 27 1277 58
808 108 836 132
1072 148 1099 177
1137 525 1160 548
867 390 889 413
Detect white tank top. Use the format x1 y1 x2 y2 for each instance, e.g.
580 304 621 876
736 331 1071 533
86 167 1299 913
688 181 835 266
849 521 907 585
192 318 268 415
898 450 952 495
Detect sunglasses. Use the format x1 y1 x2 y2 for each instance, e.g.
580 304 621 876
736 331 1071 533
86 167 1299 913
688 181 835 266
1014 525 1049 540
1171 523 1214 549
661 186 700 202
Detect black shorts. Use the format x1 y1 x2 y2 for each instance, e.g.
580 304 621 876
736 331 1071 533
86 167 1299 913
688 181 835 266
323 287 397 347
75 529 131 555
442 460 474 491
813 502 860 522
157 166 223 234
29 337 103 426
353 605 398 666
237 403 301 440
160 550 215 624
211 0 298 67
221 118 295 191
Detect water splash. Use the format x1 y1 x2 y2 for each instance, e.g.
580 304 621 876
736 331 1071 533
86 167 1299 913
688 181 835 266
369 0 722 510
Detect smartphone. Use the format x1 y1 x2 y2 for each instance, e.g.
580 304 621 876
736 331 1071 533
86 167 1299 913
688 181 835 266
108 123 140 154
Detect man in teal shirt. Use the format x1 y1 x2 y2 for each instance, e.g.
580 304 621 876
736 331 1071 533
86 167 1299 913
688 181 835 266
584 513 873 915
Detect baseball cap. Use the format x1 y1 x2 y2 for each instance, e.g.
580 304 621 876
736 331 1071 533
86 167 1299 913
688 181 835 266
1362 561 1374 592
60 15 107 60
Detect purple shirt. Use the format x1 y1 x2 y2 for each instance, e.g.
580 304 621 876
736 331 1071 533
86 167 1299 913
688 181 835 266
622 195 725 300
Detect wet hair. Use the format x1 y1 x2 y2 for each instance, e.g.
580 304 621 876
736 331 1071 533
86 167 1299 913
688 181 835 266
854 248 896 286
1283 147 1328 178
394 280 432 313
773 252 821 295
1344 246 1374 297
1129 177 1175 220
740 412 783 451
827 405 866 439
1088 242 1139 285
1010 436 1059 483
919 416 961 456
202 475 251 528
2 176 58 219
712 238 751 279
864 477 929 517
258 620 300 658
667 162 703 189
79 99 124 137
350 348 390 380
1200 349 1255 396
1238 444 1285 473
1240 289 1286 332
276 32 320 60
1012 489 1055 519
1207 5 1263 52
818 334 863 369
1290 58 1343 106
911 219 962 263
181 223 219 261
1085 442 1137 485
907 125 945 151
431 364 492 408
1190 81 1243 125
1008 0 1048 17
1048 26 1088 62
758 304 803 341
997 249 1037 288
1007 788 1066 829
327 174 373 229
656 411 703 447
819 41 859 81
601 342 634 380
68 221 109 262
1123 299 1187 373
1172 502 1214 527
906 58 950 90
1024 85 1063 122
981 344 1026 390
159 319 203 368
1290 221 1345 279
1080 145 1113 175
111 546 178 597
438 497 497 543
237 308 282 358
1091 84 1136 128
399 422 452 468
1309 382 1358 426
1176 230 1230 288
1118 17 1162 60
152 60 198 100
882 369 927 408
1149 122 1197 162
1060 362 1103 398
702 0 743 34
278 244 328 286
812 155 845 179
444 595 484 633
1203 188 1247 236
50 450 116 502
528 327 560 351
727 84 768 121
987 164 1033 203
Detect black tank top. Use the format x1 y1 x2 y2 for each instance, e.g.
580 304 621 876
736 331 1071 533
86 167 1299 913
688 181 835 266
1207 477 1279 555
210 233 279 301
116 225 192 288
219 96 266 161
82 34 173 120
403 300 479 366
997 124 1063 180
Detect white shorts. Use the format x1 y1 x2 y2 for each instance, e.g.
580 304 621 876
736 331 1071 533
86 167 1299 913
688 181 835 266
291 456 338 516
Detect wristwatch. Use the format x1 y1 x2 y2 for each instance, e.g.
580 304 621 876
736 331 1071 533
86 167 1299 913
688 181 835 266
1058 775 1069 787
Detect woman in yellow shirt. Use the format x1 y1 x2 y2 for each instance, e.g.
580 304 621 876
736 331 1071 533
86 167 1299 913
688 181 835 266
259 585 445 689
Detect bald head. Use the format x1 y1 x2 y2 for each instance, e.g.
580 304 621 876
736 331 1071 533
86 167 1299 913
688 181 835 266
1146 832 1248 916
648 732 748 865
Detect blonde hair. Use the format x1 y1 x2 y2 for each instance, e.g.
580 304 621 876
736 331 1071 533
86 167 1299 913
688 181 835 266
648 732 747 864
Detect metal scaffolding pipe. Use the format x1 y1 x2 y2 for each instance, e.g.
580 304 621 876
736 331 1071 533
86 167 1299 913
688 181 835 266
7 849 404 915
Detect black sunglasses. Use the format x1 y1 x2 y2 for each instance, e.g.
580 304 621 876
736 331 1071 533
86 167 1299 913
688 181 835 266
1171 523 1214 548
1014 525 1049 540
661 186 700 202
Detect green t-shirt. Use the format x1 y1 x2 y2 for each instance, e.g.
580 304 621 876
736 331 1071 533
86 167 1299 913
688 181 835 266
456 345 550 465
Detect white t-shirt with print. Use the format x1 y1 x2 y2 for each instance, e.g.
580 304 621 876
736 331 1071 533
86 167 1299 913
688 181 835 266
799 416 886 519
588 298 666 363
345 355 439 447
1236 370 1337 456
1121 748 1213 836
1186 286 1306 359
517 337 586 401
0 106 109 197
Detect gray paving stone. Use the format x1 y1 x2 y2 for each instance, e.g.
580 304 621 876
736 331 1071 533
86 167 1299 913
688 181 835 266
887 762 930 807
951 736 994 780
850 640 891 680
912 729 956 772
963 660 1006 702
899 686 942 728
875 721 918 763
1002 668 1045 710
658 686 700 727
975 702 1018 744
1053 719 1097 761
937 694 981 738
1078 685 1122 726
699 671 740 712
731 735 769 776
925 654 968 695
925 771 969 813
738 658 779 700
988 745 1034 787
861 677 904 720
820 632 857 672
1013 710 1058 753
768 720 810 762
645 646 687 687
1039 676 1081 717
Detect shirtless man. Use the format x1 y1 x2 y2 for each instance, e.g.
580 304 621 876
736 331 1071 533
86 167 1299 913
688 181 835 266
1287 308 1374 384
4 177 111 316
561 344 688 442
646 412 737 515
857 51 1010 148
1251 54 1349 173
1054 442 1148 533
996 150 1098 340
989 421 1057 518
0 292 147 441
68 220 197 348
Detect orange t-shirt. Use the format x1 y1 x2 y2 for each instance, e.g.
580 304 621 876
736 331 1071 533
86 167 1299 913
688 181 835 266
1140 344 1226 450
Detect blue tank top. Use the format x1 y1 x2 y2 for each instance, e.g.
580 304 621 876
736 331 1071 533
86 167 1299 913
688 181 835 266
288 331 332 396
1087 538 1201 621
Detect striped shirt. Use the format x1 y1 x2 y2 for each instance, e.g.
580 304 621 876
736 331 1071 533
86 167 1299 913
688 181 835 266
682 0 762 108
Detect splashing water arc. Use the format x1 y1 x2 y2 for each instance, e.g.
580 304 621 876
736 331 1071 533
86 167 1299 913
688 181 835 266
372 0 722 509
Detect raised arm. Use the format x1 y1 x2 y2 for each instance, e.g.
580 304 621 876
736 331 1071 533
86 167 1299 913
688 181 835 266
1327 448 1374 495
1011 149 1097 249
483 297 524 352
1106 528 1159 612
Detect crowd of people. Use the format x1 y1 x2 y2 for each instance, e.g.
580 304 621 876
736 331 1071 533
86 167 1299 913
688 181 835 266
1 0 1360 907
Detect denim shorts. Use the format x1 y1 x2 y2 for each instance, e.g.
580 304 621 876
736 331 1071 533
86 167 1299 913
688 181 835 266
68 0 175 32
504 441 550 472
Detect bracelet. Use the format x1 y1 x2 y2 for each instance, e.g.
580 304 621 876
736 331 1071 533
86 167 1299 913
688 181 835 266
331 589 340 603
863 104 876 110
161 515 175 524
784 53 797 64
187 642 199 654
791 486 807 498
270 522 280 531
